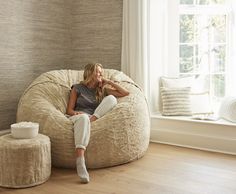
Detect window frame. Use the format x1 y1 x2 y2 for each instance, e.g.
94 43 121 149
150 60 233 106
147 0 236 114
177 2 233 110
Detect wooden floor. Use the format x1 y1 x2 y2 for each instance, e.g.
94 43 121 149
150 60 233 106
1 143 236 194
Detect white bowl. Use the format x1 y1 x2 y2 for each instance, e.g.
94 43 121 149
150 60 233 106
11 122 39 139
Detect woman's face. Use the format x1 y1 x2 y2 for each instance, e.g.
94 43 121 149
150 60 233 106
94 66 103 83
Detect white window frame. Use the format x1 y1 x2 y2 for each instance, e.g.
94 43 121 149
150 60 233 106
148 0 236 114
179 3 232 108
164 1 234 110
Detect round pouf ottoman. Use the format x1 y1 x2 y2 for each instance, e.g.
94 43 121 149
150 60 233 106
0 134 51 188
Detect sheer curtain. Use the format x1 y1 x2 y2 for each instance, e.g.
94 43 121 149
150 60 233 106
121 0 149 96
121 0 169 113
148 0 169 113
230 1 236 96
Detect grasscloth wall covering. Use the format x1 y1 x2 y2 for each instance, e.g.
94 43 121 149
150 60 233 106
71 0 123 67
0 0 123 130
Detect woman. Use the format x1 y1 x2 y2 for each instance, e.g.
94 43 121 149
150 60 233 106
66 63 129 183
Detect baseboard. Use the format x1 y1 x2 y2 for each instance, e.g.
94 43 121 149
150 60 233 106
150 117 236 155
0 129 10 136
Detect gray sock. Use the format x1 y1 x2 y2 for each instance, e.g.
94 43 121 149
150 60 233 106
76 157 89 183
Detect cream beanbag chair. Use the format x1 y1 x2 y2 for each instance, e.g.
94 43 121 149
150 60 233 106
17 69 150 169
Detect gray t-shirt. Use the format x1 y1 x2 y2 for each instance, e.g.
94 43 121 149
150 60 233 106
72 83 99 115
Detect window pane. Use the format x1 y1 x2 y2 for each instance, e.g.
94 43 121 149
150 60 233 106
180 0 194 5
210 15 226 43
198 0 211 4
180 45 194 73
195 15 226 44
180 15 194 43
212 74 225 98
195 45 199 69
195 15 209 43
198 56 210 73
197 0 226 5
211 45 225 72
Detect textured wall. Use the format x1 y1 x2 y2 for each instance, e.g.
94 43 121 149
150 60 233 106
0 0 123 130
71 0 123 69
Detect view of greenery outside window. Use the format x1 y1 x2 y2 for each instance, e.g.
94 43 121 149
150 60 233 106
179 0 231 110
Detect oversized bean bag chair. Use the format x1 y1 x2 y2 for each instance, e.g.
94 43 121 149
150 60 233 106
17 69 150 169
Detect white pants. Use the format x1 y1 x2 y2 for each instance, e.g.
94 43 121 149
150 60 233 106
69 95 117 150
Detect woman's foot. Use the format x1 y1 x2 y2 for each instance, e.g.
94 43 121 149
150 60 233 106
76 157 90 183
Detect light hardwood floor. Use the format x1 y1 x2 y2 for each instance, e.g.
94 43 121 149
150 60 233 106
1 143 236 194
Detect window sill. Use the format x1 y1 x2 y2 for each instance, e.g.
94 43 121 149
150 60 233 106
151 113 236 127
150 113 236 155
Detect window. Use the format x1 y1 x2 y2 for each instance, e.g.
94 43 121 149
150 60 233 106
179 0 232 111
148 0 236 114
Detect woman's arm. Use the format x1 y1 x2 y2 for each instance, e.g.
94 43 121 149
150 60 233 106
102 78 129 97
66 87 79 116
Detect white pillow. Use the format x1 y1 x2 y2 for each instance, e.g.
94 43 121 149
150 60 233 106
190 92 213 115
160 87 192 116
161 76 208 92
161 76 194 88
218 97 236 123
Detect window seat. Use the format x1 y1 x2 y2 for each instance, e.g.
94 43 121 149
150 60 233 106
151 113 236 127
150 113 236 155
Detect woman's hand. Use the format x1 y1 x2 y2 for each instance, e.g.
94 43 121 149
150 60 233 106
100 78 129 97
73 111 84 115
99 78 111 87
101 78 111 85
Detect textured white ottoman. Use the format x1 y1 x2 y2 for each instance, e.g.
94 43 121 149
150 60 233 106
0 134 51 188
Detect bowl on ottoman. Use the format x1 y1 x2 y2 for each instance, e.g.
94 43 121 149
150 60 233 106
11 122 39 139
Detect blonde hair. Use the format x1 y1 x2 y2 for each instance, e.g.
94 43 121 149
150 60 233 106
81 63 105 103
